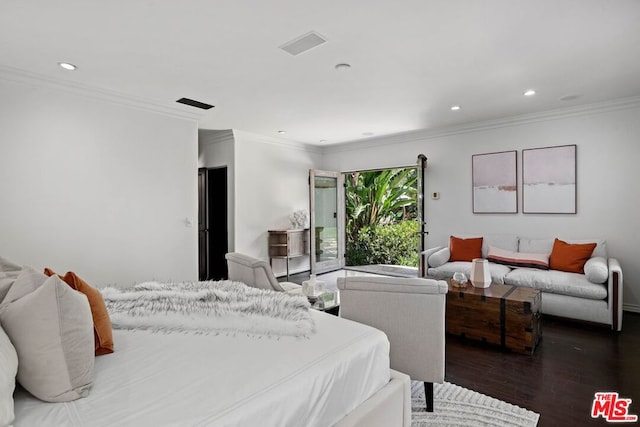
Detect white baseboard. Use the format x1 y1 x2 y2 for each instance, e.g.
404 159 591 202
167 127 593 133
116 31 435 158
623 303 640 313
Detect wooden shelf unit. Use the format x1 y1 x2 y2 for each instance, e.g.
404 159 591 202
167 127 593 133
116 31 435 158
268 229 309 280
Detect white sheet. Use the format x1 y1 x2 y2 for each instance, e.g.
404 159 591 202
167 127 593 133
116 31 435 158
13 310 390 427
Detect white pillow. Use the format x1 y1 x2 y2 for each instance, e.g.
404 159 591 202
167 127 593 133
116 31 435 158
428 247 450 268
584 257 608 284
0 323 18 427
1 266 48 305
0 256 22 304
0 275 94 402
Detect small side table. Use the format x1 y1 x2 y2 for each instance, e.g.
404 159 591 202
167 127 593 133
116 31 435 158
268 229 309 280
308 291 340 316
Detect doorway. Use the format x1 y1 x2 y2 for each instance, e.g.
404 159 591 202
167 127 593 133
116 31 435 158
309 170 345 275
198 167 228 280
344 166 419 271
309 155 427 277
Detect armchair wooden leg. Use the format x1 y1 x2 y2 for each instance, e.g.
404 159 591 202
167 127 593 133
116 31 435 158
424 382 434 412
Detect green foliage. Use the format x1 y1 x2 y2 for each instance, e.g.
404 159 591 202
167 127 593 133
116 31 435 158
346 220 419 267
344 167 418 266
345 168 417 242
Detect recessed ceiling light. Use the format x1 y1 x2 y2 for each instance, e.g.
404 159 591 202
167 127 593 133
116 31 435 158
319 139 327 143
278 130 286 134
362 132 374 136
335 63 351 71
523 89 536 97
58 62 77 71
450 105 461 111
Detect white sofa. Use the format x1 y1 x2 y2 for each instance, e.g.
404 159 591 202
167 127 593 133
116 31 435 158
423 234 623 331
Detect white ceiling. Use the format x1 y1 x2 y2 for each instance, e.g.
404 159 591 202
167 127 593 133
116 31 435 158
2 0 640 145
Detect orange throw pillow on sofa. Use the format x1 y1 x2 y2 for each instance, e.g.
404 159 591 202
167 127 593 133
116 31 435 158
549 238 597 274
449 236 483 262
44 268 114 355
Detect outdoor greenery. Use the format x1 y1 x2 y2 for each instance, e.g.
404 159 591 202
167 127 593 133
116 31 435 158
345 220 419 266
345 168 419 266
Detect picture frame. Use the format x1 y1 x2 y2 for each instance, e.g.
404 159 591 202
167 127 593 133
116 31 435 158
522 144 576 214
472 150 518 214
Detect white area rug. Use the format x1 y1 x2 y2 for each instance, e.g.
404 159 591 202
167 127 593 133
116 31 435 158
411 381 539 427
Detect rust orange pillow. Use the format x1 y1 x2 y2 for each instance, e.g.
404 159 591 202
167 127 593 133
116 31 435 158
449 236 483 262
44 268 114 355
549 238 597 274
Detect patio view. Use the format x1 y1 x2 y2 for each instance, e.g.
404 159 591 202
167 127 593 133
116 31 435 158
344 167 419 275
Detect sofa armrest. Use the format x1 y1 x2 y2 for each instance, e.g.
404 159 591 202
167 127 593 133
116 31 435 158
608 258 623 331
420 246 445 269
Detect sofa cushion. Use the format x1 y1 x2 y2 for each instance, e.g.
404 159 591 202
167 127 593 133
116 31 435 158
453 234 519 258
428 261 511 285
584 257 608 284
449 236 483 262
481 234 519 258
504 268 607 300
549 238 596 274
519 237 608 258
487 246 549 270
428 247 450 268
518 238 554 257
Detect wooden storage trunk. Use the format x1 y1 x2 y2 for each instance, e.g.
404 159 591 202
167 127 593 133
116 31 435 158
445 281 542 354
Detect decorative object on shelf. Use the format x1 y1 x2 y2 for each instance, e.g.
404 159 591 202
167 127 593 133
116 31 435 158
289 209 309 229
470 258 491 288
451 272 468 288
523 144 577 214
472 150 518 214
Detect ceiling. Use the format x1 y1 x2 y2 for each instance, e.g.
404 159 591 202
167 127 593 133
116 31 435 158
2 0 640 145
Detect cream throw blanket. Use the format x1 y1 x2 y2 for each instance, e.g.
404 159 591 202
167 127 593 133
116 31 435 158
101 280 315 339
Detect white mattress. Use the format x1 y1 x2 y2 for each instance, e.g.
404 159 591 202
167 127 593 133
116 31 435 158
13 310 390 427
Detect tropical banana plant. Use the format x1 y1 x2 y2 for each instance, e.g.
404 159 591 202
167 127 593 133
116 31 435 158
345 168 418 242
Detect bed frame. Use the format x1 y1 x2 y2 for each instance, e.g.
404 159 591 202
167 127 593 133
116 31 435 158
336 369 411 427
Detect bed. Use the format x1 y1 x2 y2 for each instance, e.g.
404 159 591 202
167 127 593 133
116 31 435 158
1 268 410 427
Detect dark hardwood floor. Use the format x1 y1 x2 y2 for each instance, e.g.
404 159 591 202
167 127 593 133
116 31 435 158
288 271 640 425
444 313 640 426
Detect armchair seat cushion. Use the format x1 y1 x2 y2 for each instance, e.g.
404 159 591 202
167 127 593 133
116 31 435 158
504 268 607 300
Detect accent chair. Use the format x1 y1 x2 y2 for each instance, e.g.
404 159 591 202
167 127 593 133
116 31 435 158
225 252 302 294
337 276 447 412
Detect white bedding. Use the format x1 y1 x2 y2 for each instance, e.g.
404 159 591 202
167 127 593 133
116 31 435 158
13 310 390 427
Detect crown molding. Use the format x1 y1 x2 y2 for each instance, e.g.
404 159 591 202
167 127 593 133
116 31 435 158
323 95 640 154
232 129 323 154
0 65 202 122
198 129 235 146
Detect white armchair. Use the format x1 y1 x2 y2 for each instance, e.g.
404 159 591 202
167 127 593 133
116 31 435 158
337 276 447 412
225 252 302 294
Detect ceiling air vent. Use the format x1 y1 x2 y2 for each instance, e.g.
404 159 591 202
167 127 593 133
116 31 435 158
176 98 214 110
279 31 327 56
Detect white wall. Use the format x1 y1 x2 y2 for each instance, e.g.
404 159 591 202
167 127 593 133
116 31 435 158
322 101 640 311
0 78 199 287
198 129 236 252
233 130 322 276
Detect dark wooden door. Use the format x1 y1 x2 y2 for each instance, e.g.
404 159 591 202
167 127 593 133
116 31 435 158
198 167 228 280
